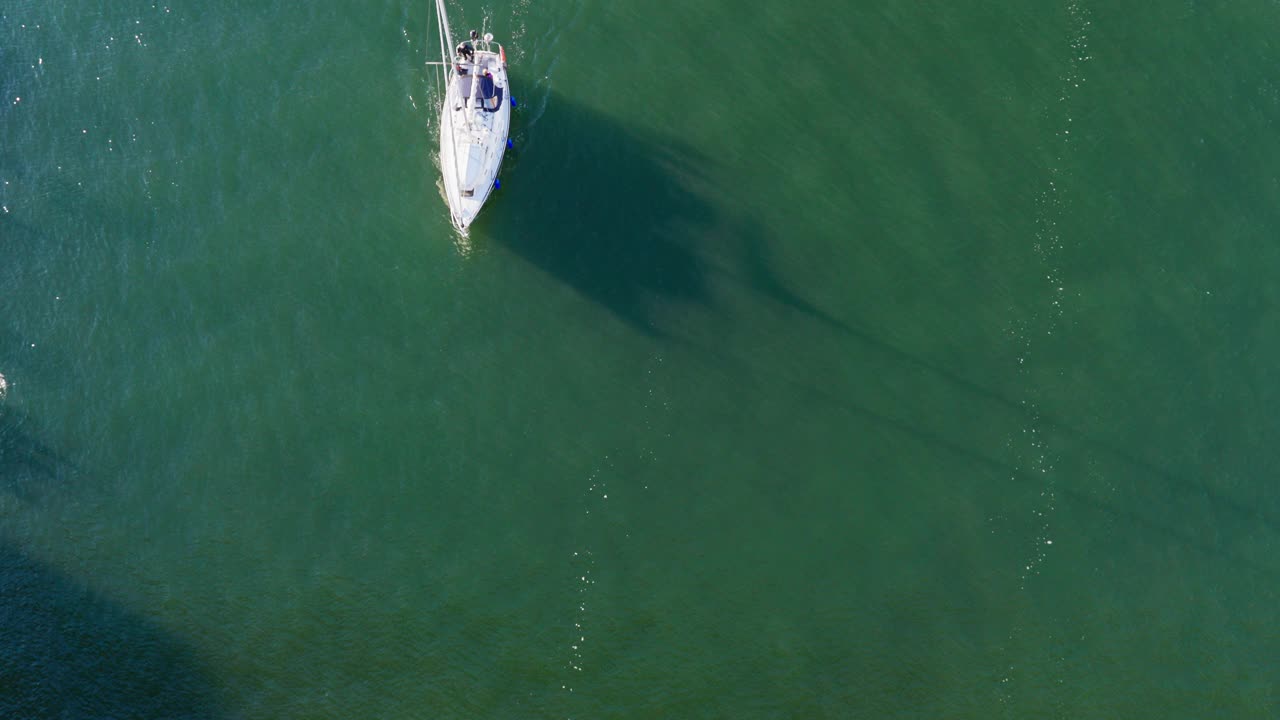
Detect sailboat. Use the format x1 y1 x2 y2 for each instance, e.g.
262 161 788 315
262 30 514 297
430 0 512 232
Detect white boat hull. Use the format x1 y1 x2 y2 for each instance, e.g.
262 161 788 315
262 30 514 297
439 49 511 231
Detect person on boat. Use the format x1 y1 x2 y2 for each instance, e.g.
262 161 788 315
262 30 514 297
455 41 475 75
477 71 495 111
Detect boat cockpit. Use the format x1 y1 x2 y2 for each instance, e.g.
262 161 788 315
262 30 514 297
453 68 503 112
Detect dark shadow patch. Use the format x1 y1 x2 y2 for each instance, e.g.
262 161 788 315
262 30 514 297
485 91 716 335
0 212 41 243
0 407 74 503
483 89 849 340
0 543 226 719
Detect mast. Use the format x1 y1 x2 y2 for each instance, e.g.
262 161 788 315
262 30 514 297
436 0 455 62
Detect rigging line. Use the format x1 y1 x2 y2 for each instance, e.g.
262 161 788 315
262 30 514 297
436 0 469 210
429 5 441 103
435 0 450 92
436 0 459 189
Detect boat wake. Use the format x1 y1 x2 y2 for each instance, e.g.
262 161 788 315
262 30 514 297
998 2 1092 710
1012 0 1092 588
558 352 670 708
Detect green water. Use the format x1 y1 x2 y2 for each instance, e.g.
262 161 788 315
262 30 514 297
2 0 1279 716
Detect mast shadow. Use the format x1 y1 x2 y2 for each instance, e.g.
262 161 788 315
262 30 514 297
485 91 715 336
815 311 1280 536
689 338 1280 580
717 217 856 335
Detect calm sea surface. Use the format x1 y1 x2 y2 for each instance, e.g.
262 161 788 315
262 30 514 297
3 0 1279 717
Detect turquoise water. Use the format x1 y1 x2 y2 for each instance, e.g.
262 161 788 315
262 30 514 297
3 0 1279 716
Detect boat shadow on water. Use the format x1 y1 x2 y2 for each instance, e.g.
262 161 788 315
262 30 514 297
482 90 849 339
485 91 717 336
476 96 1280 575
0 409 227 718
0 129 224 717
0 407 72 504
0 541 226 720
